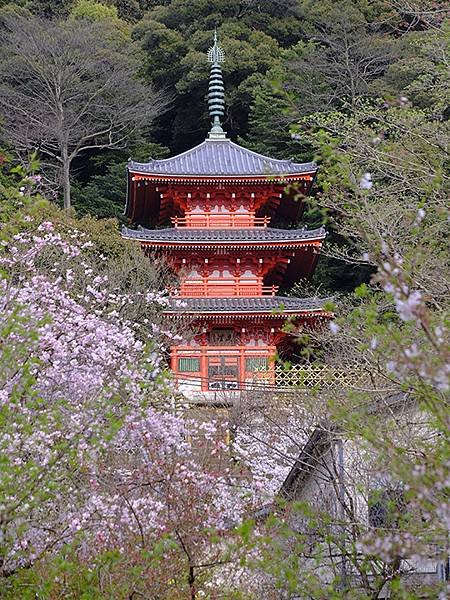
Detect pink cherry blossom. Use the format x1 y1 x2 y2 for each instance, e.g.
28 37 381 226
0 224 256 578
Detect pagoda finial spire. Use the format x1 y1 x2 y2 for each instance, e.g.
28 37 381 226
207 30 226 140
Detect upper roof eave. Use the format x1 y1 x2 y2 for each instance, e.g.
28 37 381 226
128 139 318 179
128 172 316 181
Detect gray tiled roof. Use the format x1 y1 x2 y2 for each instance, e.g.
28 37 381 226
122 225 326 244
166 296 327 314
128 139 317 177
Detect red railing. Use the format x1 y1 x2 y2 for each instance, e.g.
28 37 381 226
178 282 279 297
171 213 271 228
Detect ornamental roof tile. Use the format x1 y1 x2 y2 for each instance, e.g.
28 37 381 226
128 139 317 177
166 296 328 314
122 225 326 244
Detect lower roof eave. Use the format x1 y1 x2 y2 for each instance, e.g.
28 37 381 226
121 225 326 246
163 309 332 319
135 241 324 250
164 295 333 317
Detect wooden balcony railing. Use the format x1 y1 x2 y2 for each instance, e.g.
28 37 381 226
171 213 271 228
178 282 279 297
171 348 365 393
274 364 365 390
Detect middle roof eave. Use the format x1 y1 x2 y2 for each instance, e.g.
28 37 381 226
164 296 331 314
121 225 326 245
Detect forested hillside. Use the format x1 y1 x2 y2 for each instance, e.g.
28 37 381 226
0 1 448 598
1 0 447 291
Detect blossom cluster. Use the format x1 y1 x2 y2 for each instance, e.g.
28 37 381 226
375 249 449 393
0 223 253 578
232 402 312 499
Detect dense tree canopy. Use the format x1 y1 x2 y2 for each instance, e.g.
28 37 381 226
1 0 446 246
0 1 448 597
0 11 166 209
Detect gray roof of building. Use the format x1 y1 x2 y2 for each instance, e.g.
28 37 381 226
128 139 317 177
166 296 328 314
280 427 332 499
122 225 326 244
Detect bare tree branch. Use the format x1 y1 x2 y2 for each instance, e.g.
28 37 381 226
0 15 169 209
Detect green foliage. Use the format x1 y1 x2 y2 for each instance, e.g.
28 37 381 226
72 162 128 220
236 519 255 545
71 141 169 218
0 156 137 260
238 80 298 158
25 0 75 18
0 151 49 240
132 1 306 150
133 17 187 84
70 0 119 21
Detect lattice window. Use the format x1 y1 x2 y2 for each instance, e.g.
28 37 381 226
208 356 239 378
275 364 365 389
209 364 238 376
178 358 200 373
246 357 269 372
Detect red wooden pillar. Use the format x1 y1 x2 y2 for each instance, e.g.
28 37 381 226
268 345 276 386
239 346 246 390
200 332 208 391
171 347 178 387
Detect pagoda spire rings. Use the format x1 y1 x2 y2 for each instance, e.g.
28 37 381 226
207 30 226 139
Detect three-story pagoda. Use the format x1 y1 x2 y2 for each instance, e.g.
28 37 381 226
123 34 330 395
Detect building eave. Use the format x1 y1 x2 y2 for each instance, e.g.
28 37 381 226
127 138 318 180
164 310 332 319
121 225 327 248
138 242 323 250
128 171 317 184
164 297 333 320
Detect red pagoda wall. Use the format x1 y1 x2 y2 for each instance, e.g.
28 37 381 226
161 185 316 393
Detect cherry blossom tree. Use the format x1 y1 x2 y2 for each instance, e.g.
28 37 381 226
0 221 258 597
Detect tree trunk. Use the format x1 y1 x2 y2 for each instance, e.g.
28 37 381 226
188 565 196 600
62 152 71 210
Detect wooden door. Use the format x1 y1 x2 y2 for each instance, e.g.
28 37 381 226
208 355 239 390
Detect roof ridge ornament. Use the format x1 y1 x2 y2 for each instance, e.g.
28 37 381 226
207 30 226 140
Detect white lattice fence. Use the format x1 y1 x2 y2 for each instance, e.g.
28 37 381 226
275 364 365 389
